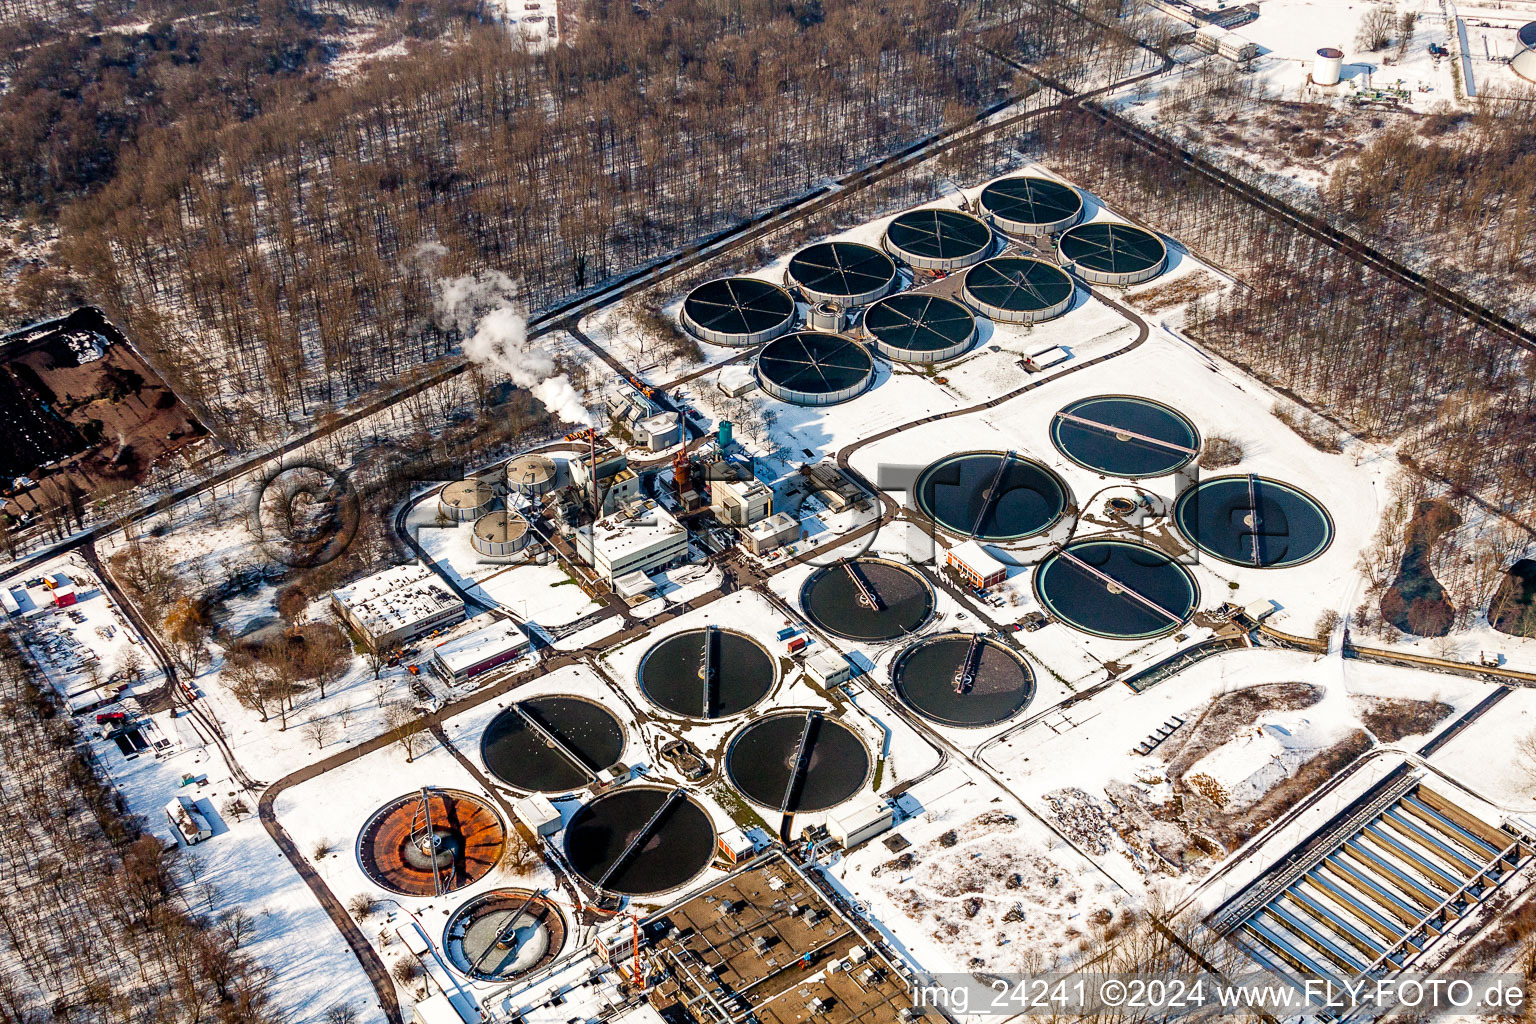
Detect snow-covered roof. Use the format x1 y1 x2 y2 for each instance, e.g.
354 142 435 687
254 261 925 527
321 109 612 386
332 562 463 635
586 502 686 560
613 569 656 597
947 538 1007 576
429 615 528 673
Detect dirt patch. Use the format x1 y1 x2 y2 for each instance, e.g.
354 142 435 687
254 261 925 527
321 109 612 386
0 307 209 522
1125 270 1221 314
1349 694 1453 743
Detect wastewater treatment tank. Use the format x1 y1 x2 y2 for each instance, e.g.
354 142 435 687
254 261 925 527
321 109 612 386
726 711 871 813
961 257 1075 324
1172 475 1335 568
891 633 1035 727
755 331 875 406
977 176 1084 237
438 479 496 522
443 889 567 981
863 292 976 363
638 626 776 719
785 241 898 306
914 451 1069 542
480 696 625 793
564 787 716 896
1056 222 1166 286
1034 539 1198 640
1050 396 1200 478
357 790 507 896
800 557 935 642
680 277 798 346
882 208 994 272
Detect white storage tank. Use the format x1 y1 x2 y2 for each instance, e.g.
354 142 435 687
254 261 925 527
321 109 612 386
1514 22 1536 82
1313 46 1344 85
471 509 531 559
506 453 557 497
438 479 496 522
808 300 846 333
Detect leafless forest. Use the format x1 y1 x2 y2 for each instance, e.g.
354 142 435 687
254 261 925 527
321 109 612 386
0 634 277 1024
45 0 1127 442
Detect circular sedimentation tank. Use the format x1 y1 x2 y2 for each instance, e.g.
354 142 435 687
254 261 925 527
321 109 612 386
863 293 976 363
800 557 935 642
1034 539 1198 640
891 633 1035 727
1056 223 1167 286
439 479 496 522
961 257 1076 324
638 627 776 719
472 509 530 558
1050 396 1201 478
726 711 871 813
443 889 567 981
506 454 557 496
1173 475 1335 568
882 208 994 272
680 278 798 347
755 331 875 406
564 787 716 896
914 451 1069 542
481 696 625 793
978 176 1084 237
785 242 898 306
357 790 507 896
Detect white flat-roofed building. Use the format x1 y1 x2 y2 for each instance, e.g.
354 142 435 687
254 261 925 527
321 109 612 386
946 539 1008 590
331 562 466 652
713 477 772 527
745 511 800 555
580 500 689 583
806 649 852 688
429 615 530 685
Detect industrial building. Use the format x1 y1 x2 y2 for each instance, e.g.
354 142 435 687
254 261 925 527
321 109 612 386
506 453 557 496
580 500 689 582
712 477 772 527
882 207 994 272
429 615 531 685
785 241 898 306
828 797 895 849
1193 22 1258 62
1216 776 1536 1005
863 293 976 363
331 562 466 651
634 411 682 451
637 852 920 1022
755 332 876 406
1515 22 1536 82
1056 222 1167 286
570 443 641 515
946 539 1009 589
715 364 758 397
680 277 798 346
470 509 531 559
978 175 1083 236
745 510 800 554
436 478 496 522
806 648 853 687
801 461 868 512
961 257 1075 323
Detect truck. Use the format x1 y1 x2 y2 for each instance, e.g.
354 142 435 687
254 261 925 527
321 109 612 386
165 795 212 844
